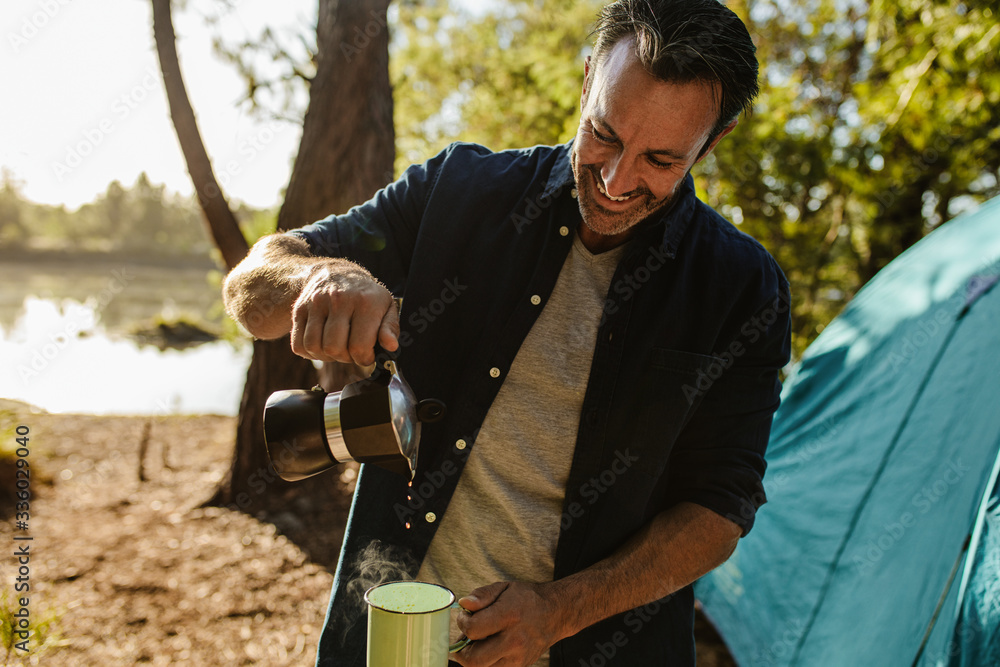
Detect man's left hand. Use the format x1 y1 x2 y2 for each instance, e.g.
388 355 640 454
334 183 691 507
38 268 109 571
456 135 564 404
452 581 564 666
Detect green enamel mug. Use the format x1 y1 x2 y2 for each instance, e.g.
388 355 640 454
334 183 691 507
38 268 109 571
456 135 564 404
365 581 473 666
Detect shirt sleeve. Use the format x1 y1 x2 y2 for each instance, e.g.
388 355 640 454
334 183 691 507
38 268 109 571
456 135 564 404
286 148 449 295
664 257 792 536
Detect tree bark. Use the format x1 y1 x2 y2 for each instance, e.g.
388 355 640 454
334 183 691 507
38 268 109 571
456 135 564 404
278 0 396 231
207 0 395 523
151 0 249 271
151 0 394 533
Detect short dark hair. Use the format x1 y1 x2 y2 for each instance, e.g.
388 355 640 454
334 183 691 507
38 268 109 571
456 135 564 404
592 0 759 142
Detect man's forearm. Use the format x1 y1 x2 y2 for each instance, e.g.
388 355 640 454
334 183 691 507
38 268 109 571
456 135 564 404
547 502 741 641
222 233 365 340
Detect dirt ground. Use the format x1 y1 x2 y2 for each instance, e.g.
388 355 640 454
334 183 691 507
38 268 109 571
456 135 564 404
0 403 735 666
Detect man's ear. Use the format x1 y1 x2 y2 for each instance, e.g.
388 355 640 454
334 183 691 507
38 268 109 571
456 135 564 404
580 56 592 112
695 119 738 163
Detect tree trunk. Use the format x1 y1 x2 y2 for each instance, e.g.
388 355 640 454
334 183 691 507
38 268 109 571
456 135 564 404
207 0 395 525
151 0 394 545
150 0 249 271
278 0 395 230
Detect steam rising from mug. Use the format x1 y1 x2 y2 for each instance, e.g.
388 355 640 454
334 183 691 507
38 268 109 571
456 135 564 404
262 351 445 481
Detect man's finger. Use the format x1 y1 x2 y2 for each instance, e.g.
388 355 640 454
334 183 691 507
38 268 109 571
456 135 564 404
450 635 503 667
378 300 400 352
320 310 352 363
459 582 509 613
292 302 332 360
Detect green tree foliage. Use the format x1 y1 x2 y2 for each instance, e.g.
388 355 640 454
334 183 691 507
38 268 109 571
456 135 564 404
392 0 604 172
699 0 1000 355
392 0 1000 359
0 170 31 247
0 173 230 258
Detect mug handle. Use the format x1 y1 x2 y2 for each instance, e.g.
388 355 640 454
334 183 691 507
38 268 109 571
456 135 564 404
449 600 475 653
449 636 473 653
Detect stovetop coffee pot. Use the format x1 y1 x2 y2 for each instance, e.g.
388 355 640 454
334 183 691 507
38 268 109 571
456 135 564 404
262 350 445 481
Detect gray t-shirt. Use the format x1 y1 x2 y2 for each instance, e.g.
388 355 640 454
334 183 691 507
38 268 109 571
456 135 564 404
417 233 625 664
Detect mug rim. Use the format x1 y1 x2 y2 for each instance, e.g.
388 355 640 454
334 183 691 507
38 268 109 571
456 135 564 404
364 580 456 615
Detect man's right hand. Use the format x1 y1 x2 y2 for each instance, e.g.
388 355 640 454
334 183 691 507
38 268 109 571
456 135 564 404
289 263 399 365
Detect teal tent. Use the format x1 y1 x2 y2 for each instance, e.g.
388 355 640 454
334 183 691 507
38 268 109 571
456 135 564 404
696 196 1000 666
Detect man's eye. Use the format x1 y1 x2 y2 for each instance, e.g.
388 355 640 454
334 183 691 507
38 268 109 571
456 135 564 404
592 128 616 144
648 156 672 169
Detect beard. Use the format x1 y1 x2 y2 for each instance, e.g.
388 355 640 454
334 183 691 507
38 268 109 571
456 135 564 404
571 148 681 239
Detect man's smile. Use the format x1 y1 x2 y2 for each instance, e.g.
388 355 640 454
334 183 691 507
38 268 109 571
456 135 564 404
595 176 631 202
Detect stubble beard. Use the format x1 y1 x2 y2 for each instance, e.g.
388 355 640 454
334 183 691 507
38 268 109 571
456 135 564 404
571 148 679 238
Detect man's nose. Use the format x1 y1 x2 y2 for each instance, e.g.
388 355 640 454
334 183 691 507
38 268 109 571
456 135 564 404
601 153 638 197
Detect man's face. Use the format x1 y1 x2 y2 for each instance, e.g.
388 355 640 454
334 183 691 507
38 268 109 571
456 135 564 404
572 37 734 246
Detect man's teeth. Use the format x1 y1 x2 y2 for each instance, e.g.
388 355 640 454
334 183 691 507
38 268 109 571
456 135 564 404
596 179 630 202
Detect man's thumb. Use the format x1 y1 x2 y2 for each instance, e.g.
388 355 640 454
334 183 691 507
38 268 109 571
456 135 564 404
459 582 509 612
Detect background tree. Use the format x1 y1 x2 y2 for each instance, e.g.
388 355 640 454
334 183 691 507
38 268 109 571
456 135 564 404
0 170 30 248
209 0 395 523
152 0 395 534
151 0 249 271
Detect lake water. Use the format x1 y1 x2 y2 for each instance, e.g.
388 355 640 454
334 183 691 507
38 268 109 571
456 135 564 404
0 255 252 416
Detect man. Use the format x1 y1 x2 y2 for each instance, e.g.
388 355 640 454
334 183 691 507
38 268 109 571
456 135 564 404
223 0 790 664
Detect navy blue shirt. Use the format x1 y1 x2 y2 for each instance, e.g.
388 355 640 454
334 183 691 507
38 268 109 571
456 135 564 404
291 142 791 665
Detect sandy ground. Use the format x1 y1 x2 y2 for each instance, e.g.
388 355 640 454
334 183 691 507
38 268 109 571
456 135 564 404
0 403 734 666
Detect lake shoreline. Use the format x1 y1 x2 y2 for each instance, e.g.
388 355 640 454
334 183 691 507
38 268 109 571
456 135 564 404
0 246 223 271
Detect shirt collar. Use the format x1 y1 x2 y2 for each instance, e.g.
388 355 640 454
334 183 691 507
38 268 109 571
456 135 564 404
545 141 698 260
542 140 576 198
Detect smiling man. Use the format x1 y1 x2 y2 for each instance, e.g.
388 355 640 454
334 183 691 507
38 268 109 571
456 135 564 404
572 39 737 251
223 1 790 665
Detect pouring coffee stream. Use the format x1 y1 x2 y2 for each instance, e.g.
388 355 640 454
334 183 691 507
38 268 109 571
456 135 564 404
262 345 446 481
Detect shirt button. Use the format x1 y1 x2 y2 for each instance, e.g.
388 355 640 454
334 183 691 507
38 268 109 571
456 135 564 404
530 295 541 306
489 367 501 378
455 439 467 450
570 188 578 199
559 226 570 236
425 512 437 523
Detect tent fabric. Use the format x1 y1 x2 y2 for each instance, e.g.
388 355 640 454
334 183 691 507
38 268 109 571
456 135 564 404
948 459 1000 667
695 195 1000 667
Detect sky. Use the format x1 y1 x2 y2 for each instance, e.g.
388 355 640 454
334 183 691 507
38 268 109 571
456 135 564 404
1 0 319 210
